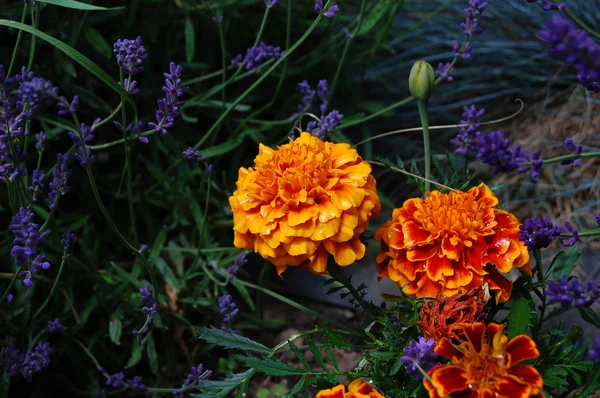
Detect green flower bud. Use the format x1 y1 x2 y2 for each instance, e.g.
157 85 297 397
408 60 435 102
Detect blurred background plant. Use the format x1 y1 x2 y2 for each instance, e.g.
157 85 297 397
0 0 598 397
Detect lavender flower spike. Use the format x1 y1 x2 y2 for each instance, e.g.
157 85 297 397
148 63 186 135
401 337 439 379
218 294 239 330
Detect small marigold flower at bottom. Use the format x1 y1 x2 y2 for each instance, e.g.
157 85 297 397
316 378 384 398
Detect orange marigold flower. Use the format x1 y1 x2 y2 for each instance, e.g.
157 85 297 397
374 183 530 303
419 286 488 345
229 132 381 275
316 378 384 398
424 322 543 398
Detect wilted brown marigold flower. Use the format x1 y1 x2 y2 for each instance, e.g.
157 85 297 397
419 286 488 345
374 183 530 303
229 132 381 275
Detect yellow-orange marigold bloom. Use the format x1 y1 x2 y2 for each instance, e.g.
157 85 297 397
419 286 488 345
229 132 381 275
316 378 385 398
374 183 530 303
424 322 543 398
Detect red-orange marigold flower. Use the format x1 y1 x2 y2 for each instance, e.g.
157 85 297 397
316 378 385 398
419 286 488 345
229 132 381 275
424 322 543 398
374 183 530 303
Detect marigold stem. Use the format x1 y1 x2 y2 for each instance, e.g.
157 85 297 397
417 100 431 194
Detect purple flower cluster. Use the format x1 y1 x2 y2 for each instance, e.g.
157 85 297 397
56 95 79 116
9 207 51 287
400 337 439 379
134 285 157 335
173 364 212 398
475 130 531 175
227 252 248 280
0 341 53 382
450 105 485 155
435 62 454 82
127 375 146 391
461 0 487 37
182 147 207 163
526 0 565 11
45 153 72 210
113 37 147 75
539 15 600 93
519 216 580 250
148 63 186 135
218 294 239 331
35 131 47 152
315 0 339 18
28 170 46 203
106 372 126 388
69 118 99 167
47 318 64 333
562 138 583 168
590 336 600 364
61 231 77 256
294 80 344 139
546 276 600 308
232 42 284 72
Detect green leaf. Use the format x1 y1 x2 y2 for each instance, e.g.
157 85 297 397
551 244 580 279
306 335 326 371
508 297 531 338
358 0 391 37
109 319 122 346
578 307 600 329
0 20 136 113
185 16 195 63
35 0 125 10
234 355 299 377
232 278 255 312
322 342 339 371
202 132 254 159
322 329 351 349
147 336 159 374
125 342 144 369
83 27 112 58
148 226 167 265
156 257 182 289
284 376 306 398
196 326 270 353
194 369 255 398
184 99 251 112
288 341 310 371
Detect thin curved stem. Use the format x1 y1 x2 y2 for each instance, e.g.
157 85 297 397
6 3 28 79
30 254 68 326
368 160 457 192
27 2 40 70
520 151 600 167
0 266 22 303
563 7 600 40
417 100 431 193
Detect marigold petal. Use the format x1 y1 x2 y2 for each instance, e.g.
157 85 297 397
316 195 343 223
316 384 346 398
470 182 499 207
462 322 486 353
338 163 371 187
280 218 316 238
426 255 455 282
308 246 329 273
283 237 318 256
323 240 357 266
406 245 438 262
233 232 254 250
287 204 319 227
311 218 342 241
441 237 460 260
444 264 474 289
510 365 543 388
423 371 442 398
387 222 405 250
484 266 513 304
262 228 282 249
347 378 366 392
330 185 366 211
416 276 442 298
435 338 464 360
402 221 430 248
429 365 470 396
494 376 531 398
505 335 540 365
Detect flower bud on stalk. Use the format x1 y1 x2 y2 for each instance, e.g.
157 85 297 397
409 60 435 102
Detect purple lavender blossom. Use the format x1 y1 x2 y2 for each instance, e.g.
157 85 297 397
9 207 51 287
596 214 600 226
173 364 212 398
562 221 580 247
461 0 488 37
28 170 46 203
315 0 339 18
315 110 344 135
453 40 471 60
56 95 79 116
264 0 277 7
35 131 47 152
519 216 562 250
20 341 53 382
317 80 330 114
546 276 600 308
590 336 600 364
113 37 147 75
61 231 76 258
133 285 157 335
450 105 485 155
68 118 99 167
218 294 239 330
0 345 25 377
297 80 316 113
127 375 146 391
45 153 72 209
539 15 600 93
530 150 543 180
227 252 248 280
562 138 583 168
106 372 126 388
47 318 64 333
400 337 439 379
475 130 531 175
526 0 566 11
232 42 284 72
182 147 206 163
121 78 139 95
435 62 454 81
148 63 186 135
6 294 13 304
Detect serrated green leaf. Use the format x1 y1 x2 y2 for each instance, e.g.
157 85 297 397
552 244 580 279
306 336 326 371
0 21 136 113
288 341 310 371
125 342 144 369
196 326 270 353
36 0 125 10
83 27 112 58
322 342 339 371
185 16 195 63
194 369 255 398
508 297 531 338
234 355 299 377
284 376 306 398
389 355 404 376
109 319 122 346
358 0 391 37
322 329 351 349
147 336 158 374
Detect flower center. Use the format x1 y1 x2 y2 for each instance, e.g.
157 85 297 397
465 351 507 392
